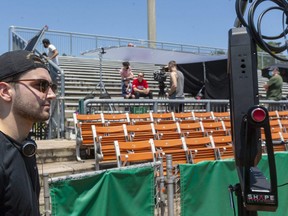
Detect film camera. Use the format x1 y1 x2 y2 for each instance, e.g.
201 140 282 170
153 67 168 82
153 67 168 98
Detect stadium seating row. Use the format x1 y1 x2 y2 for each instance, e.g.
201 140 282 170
74 110 288 127
114 136 234 168
74 118 232 163
73 112 288 170
73 111 231 128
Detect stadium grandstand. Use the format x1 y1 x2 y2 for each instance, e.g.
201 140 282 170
9 26 288 216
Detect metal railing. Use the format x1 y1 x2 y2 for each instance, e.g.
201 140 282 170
9 25 285 69
9 26 227 57
79 98 288 115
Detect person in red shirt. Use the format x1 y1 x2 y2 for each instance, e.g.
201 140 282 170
132 72 153 99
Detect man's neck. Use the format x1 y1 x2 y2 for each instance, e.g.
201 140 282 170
0 118 32 142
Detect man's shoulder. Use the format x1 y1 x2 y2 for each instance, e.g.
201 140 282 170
271 75 283 82
49 44 57 50
277 75 283 81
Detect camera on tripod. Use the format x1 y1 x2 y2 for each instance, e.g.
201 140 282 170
153 67 168 98
153 67 168 82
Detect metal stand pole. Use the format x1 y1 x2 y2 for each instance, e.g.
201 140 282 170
166 155 174 216
158 157 166 216
98 52 104 96
96 48 115 111
43 173 51 216
97 50 106 95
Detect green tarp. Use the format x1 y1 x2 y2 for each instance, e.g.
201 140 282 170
49 153 288 216
49 166 155 216
180 152 288 216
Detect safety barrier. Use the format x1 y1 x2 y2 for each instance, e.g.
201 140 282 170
43 152 288 216
79 98 288 114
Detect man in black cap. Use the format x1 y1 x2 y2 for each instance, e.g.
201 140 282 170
263 66 283 101
0 50 57 215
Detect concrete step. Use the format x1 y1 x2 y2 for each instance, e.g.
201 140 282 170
36 139 96 212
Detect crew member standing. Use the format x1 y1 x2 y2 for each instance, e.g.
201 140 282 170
263 66 283 101
42 38 59 65
166 60 185 112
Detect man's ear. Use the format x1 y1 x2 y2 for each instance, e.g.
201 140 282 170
0 82 13 102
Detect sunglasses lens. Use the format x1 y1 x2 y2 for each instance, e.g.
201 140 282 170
39 80 57 93
51 83 58 93
39 80 49 93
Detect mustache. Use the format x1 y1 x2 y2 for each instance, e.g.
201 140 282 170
41 101 51 106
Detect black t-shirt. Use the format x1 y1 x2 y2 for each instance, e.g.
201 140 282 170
0 132 40 216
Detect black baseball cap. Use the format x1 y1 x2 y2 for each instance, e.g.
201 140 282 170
0 50 48 81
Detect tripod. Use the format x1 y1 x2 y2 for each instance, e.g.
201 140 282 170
96 48 115 111
97 48 107 95
158 81 166 99
84 48 108 99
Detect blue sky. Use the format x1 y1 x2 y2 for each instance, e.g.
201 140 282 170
0 0 283 55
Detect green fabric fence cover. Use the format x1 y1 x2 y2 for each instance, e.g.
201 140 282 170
180 152 288 216
49 166 155 216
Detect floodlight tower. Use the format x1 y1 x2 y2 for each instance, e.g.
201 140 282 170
147 0 156 48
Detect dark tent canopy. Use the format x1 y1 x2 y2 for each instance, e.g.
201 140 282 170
178 58 229 99
261 63 288 83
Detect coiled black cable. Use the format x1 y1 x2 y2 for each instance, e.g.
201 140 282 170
236 0 288 61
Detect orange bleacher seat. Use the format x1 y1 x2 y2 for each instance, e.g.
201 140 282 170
102 113 130 126
184 136 214 149
73 113 105 139
279 119 288 132
75 124 94 162
277 110 288 119
218 146 234 160
212 135 233 147
213 111 230 122
125 123 157 141
223 121 231 133
73 113 106 162
189 148 220 164
173 112 194 123
150 137 189 166
184 136 220 163
202 120 228 136
179 121 206 138
114 140 156 167
260 119 283 136
262 132 288 153
154 122 182 140
212 135 234 160
192 111 215 122
128 112 154 125
268 110 279 120
91 124 127 169
152 112 176 124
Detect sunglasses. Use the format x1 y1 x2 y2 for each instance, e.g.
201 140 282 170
9 79 57 93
